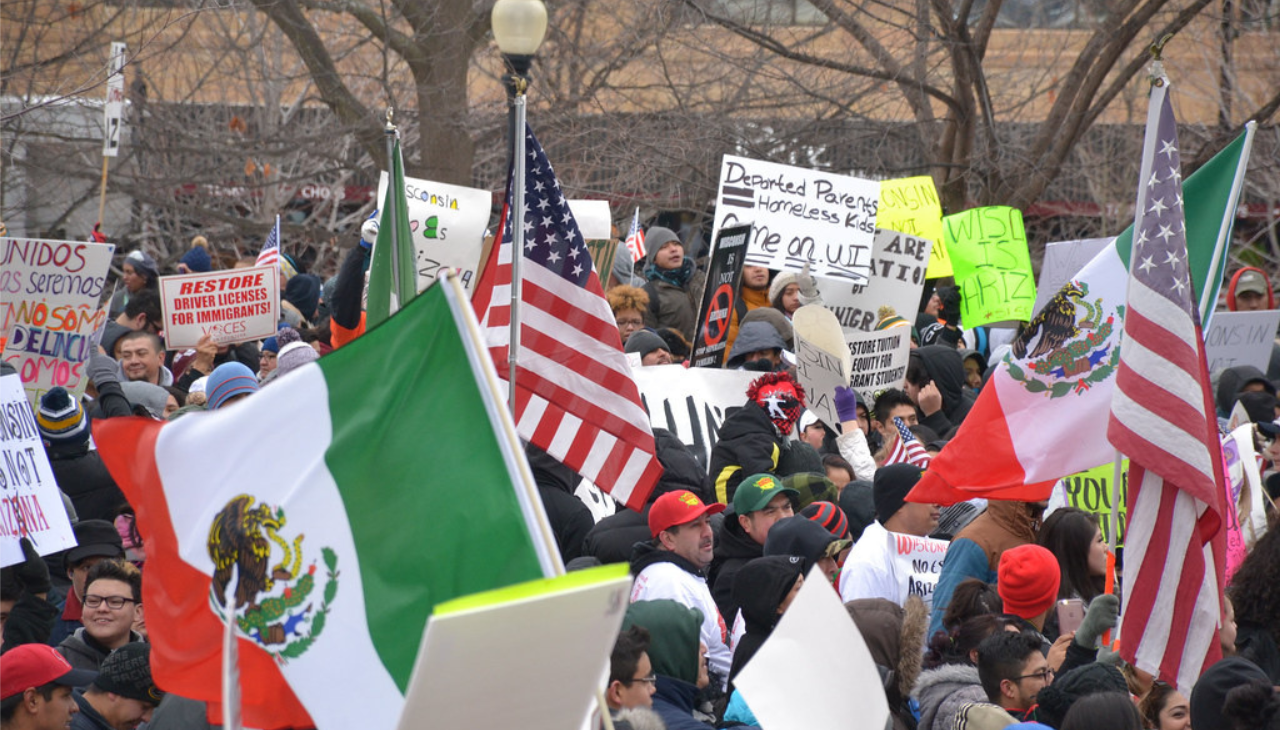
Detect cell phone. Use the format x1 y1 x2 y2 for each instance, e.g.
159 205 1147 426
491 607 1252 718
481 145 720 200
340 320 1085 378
1057 598 1085 635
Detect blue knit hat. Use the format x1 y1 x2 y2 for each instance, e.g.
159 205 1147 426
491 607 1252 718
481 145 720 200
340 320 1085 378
36 387 89 446
206 362 259 409
179 242 212 273
261 336 280 354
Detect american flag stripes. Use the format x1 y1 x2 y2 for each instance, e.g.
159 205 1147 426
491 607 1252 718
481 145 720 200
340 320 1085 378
1106 77 1227 694
472 125 662 511
624 207 646 263
256 215 281 268
885 417 931 469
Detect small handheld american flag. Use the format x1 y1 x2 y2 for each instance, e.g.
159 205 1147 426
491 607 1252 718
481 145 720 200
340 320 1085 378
256 215 281 268
885 416 931 468
624 207 646 263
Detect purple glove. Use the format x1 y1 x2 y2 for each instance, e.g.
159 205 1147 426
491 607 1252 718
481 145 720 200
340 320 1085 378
835 386 860 423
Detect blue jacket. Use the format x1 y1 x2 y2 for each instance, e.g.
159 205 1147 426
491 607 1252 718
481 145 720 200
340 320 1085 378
652 675 713 730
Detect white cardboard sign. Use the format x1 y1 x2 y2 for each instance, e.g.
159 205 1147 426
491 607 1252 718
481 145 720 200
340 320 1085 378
566 200 612 241
822 228 933 335
1 238 115 407
712 154 879 284
846 328 912 405
1205 309 1280 373
633 365 757 471
1033 238 1113 315
159 266 279 349
891 531 949 609
0 373 77 567
376 172 490 293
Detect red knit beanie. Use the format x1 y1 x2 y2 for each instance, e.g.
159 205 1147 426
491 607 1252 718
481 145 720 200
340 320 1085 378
997 544 1061 619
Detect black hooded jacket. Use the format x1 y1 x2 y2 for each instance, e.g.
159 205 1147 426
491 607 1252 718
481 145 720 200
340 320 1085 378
707 516 762 624
709 402 786 505
526 447 594 564
582 429 709 564
912 346 976 437
728 556 804 685
1215 364 1275 418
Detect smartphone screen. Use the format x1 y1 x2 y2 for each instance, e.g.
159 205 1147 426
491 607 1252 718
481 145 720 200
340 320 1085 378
1057 598 1085 635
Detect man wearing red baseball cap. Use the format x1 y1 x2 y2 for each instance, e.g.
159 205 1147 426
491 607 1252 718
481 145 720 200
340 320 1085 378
1 643 95 730
628 490 731 691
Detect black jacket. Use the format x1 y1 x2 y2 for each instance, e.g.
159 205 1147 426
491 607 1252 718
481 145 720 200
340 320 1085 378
707 517 762 624
47 446 125 524
912 346 976 437
708 403 784 505
527 448 594 564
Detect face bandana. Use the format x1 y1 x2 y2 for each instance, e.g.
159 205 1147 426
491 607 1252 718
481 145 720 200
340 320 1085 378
755 380 804 435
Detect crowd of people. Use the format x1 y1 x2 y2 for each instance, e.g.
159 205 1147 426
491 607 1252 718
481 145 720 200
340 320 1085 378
2 225 1280 730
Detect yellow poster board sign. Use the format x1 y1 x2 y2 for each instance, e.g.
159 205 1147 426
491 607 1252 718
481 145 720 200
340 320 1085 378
944 206 1036 327
878 176 948 278
1060 460 1128 547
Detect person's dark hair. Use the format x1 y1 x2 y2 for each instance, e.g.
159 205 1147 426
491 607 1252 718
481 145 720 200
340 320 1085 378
976 630 1041 703
85 558 142 602
905 352 931 388
873 388 914 424
657 328 691 359
122 289 162 328
822 453 854 478
943 578 1004 632
925 613 1006 670
609 626 651 685
116 330 164 356
0 682 60 721
1138 681 1177 729
1038 507 1105 603
1223 680 1280 730
1060 692 1143 730
1226 520 1280 650
909 424 939 444
163 386 186 408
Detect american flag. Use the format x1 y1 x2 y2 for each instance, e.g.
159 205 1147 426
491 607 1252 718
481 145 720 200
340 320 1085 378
885 417 931 468
471 125 662 511
1106 76 1226 694
624 207 646 263
256 215 281 268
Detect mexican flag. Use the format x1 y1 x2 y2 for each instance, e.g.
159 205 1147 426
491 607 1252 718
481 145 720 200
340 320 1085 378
95 276 559 730
910 126 1255 505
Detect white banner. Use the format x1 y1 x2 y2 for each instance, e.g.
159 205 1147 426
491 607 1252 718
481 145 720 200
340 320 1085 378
103 42 126 157
712 155 878 284
0 373 77 567
1 238 115 407
376 172 490 293
159 266 279 349
1205 309 1280 373
846 328 912 405
633 365 757 470
823 228 932 335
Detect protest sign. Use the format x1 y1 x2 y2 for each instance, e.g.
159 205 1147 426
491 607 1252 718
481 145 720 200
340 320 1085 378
398 566 630 730
633 365 757 469
1204 309 1280 373
945 206 1036 327
736 566 889 730
103 42 126 157
376 171 490 292
1060 460 1128 546
0 373 77 567
1223 424 1271 571
583 237 619 282
1034 238 1113 315
792 304 851 428
566 200 611 241
846 328 911 406
891 532 949 609
877 176 947 277
823 228 932 335
1 238 115 406
691 224 751 367
712 154 878 284
159 266 279 350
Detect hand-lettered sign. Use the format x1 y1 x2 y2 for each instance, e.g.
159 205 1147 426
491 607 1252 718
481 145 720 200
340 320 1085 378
822 229 932 337
877 176 947 278
376 172 490 293
691 224 751 368
944 206 1036 328
160 266 279 349
1 373 77 567
1204 309 1280 373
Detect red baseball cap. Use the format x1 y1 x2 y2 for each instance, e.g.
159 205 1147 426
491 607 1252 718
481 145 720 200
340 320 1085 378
648 490 725 538
1 644 97 701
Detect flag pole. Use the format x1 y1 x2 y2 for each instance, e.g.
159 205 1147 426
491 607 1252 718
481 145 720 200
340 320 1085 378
384 109 403 312
507 89 528 417
96 158 110 228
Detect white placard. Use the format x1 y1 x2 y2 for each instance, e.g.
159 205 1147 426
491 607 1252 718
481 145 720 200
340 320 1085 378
397 568 631 730
736 566 889 730
376 172 490 293
890 532 949 609
633 365 757 471
1 238 115 407
1033 237 1113 315
846 328 912 405
567 200 612 241
103 42 126 157
823 228 932 335
0 373 77 567
1205 309 1280 373
792 305 852 429
712 155 878 284
159 266 280 349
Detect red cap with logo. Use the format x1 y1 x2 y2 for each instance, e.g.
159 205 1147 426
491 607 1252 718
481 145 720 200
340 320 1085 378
648 490 726 538
1 644 97 701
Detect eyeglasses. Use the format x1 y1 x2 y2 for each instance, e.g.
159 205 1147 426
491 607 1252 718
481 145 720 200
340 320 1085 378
622 674 657 686
1015 668 1054 682
83 594 138 610
616 318 644 328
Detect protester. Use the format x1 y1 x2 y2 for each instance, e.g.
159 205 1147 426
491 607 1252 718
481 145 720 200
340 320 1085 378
1 540 56 653
114 332 173 387
722 265 773 366
273 328 319 380
915 614 1006 730
607 285 650 346
976 630 1051 722
723 321 788 371
205 362 260 410
833 386 876 481
50 522 125 646
118 382 174 420
57 561 143 671
799 500 849 541
762 516 848 584
1221 679 1280 730
1036 507 1108 640
0 644 95 730
1192 657 1273 730
629 490 730 688
995 545 1061 655
36 388 123 525
640 227 703 341
839 463 940 604
1225 525 1280 682
100 291 163 359
621 600 714 730
606 626 657 713
526 446 593 564
1058 691 1143 730
176 236 212 274
1226 266 1274 312
108 251 159 319
727 555 803 685
70 642 162 730
259 335 280 382
625 330 674 366
1138 681 1191 730
846 596 928 730
1034 663 1129 728
708 474 797 623
905 345 976 437
657 327 692 364
767 268 820 319
709 371 806 504
1214 364 1276 419
872 388 919 464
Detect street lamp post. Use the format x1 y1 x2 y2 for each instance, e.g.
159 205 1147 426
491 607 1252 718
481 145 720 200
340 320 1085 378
492 0 548 417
